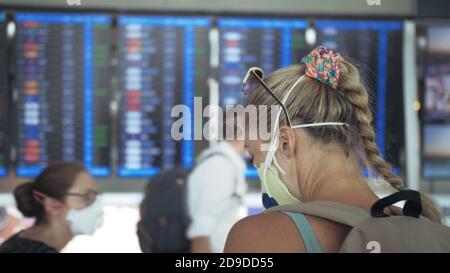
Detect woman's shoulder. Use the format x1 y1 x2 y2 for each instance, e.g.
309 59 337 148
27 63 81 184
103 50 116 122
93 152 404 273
224 211 350 253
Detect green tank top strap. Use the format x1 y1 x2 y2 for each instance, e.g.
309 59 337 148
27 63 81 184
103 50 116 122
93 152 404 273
283 211 323 253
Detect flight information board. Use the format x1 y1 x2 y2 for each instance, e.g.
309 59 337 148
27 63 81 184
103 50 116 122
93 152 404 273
4 14 406 180
217 18 308 177
217 18 308 107
217 19 404 176
0 12 8 176
14 12 112 177
117 16 210 177
315 20 404 171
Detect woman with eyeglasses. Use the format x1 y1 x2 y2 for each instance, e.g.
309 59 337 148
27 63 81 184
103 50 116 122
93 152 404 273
224 46 443 253
0 162 103 253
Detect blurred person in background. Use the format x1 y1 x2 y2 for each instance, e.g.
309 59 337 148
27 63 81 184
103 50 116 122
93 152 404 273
0 207 11 243
187 113 248 253
0 207 26 245
0 162 103 253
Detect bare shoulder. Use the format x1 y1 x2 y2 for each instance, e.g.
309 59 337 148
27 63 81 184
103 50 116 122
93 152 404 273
224 211 350 253
224 211 305 253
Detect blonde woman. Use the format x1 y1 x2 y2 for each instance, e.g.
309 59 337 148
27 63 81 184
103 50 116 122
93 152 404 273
224 46 442 253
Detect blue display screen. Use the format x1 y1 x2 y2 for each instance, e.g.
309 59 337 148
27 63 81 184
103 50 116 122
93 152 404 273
218 19 403 178
116 16 211 177
1 14 405 180
218 18 308 178
0 11 7 176
14 12 112 177
315 20 403 161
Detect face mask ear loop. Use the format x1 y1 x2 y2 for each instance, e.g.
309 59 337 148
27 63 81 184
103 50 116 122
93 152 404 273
272 124 349 179
262 133 278 197
291 122 349 129
273 156 286 176
264 75 305 168
267 123 349 191
263 130 278 169
262 75 304 198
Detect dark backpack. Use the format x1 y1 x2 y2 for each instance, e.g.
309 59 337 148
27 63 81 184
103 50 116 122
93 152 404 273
137 152 237 253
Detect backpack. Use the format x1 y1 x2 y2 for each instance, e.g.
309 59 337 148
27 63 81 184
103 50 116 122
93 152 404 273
137 151 239 253
267 190 450 252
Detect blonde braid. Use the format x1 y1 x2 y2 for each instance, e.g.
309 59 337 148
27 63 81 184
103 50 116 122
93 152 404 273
341 60 443 223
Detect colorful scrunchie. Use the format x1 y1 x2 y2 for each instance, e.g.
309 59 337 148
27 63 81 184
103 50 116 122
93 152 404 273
301 45 341 90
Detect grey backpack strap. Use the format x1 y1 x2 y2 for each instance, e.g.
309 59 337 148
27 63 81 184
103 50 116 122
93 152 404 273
266 201 372 227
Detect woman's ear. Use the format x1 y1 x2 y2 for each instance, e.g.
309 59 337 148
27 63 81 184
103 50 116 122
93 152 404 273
42 197 67 217
278 125 296 159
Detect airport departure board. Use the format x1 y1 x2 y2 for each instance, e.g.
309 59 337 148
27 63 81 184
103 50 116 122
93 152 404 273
217 18 308 107
0 13 407 180
14 12 112 177
117 16 210 177
217 18 308 177
217 19 404 176
315 20 404 170
0 12 8 176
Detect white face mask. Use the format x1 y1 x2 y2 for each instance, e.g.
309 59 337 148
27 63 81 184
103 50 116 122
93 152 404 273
66 198 104 235
259 75 349 208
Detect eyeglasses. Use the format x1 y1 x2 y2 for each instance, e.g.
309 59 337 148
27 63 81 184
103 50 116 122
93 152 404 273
66 190 100 206
242 67 292 127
